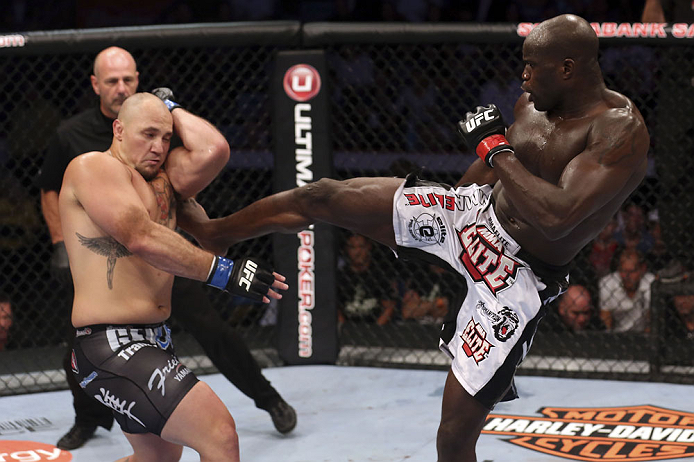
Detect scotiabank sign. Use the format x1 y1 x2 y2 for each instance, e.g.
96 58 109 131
483 405 694 460
0 440 72 461
518 22 694 38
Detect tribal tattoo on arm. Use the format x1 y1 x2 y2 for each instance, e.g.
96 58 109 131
76 233 132 289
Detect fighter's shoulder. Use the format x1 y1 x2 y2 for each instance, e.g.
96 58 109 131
65 151 129 182
587 98 649 165
591 99 648 142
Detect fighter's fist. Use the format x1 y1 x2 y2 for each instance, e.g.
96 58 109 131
457 104 513 167
207 256 280 302
151 87 182 112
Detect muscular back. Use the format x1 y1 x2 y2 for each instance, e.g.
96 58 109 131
494 89 649 265
60 152 178 327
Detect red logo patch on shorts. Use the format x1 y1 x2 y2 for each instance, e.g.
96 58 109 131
458 224 522 295
461 318 494 364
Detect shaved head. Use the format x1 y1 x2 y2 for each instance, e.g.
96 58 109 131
526 14 599 66
118 93 170 126
558 285 594 331
520 14 604 112
93 46 136 78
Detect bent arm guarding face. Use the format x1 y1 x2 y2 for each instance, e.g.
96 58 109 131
164 108 230 199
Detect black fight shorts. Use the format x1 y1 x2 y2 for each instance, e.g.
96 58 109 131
71 322 199 435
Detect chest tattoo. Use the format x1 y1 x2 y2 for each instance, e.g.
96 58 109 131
76 233 132 290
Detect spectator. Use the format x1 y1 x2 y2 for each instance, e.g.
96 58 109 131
588 217 620 279
540 285 606 333
36 46 295 451
338 233 398 326
599 248 655 332
645 209 670 274
0 292 13 351
665 293 694 339
401 264 463 324
614 202 654 255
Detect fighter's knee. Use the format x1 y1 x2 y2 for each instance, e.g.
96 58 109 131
211 418 239 456
297 178 341 207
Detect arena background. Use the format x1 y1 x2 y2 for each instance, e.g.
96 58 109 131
0 21 692 396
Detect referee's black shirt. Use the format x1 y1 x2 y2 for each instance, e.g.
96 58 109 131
36 106 114 192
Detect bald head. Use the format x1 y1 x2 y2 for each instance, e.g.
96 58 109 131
118 93 170 125
520 14 604 112
93 47 136 77
526 14 599 66
558 285 594 331
91 46 139 119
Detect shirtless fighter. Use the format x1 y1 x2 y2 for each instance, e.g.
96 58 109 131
59 92 287 461
178 14 649 461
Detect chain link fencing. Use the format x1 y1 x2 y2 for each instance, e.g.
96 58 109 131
0 22 692 395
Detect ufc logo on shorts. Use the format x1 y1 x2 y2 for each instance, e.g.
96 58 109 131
464 109 495 132
239 259 258 291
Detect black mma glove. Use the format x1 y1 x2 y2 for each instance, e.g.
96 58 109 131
151 87 182 112
206 256 275 302
457 104 514 168
51 241 72 285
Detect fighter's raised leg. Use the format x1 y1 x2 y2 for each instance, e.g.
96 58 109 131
179 177 404 250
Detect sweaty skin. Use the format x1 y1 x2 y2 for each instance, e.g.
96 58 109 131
493 88 648 265
59 93 277 328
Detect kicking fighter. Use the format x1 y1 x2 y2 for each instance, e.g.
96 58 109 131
178 14 649 461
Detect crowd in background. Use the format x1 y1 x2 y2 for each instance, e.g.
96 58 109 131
0 0 649 34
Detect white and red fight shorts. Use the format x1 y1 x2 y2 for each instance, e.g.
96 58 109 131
392 175 568 409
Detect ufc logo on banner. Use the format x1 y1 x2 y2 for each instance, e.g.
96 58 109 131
239 259 258 291
464 109 495 132
292 74 313 92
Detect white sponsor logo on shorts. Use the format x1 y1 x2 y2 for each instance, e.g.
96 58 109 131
148 357 184 397
117 342 156 361
95 388 145 427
